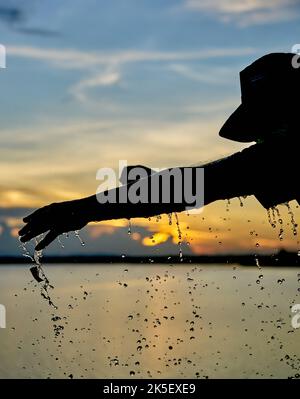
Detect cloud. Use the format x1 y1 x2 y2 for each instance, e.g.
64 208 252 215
8 45 257 69
183 0 300 27
168 63 240 85
8 44 257 104
70 68 121 103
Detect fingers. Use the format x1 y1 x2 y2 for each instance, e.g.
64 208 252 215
19 207 52 239
18 223 31 237
19 224 49 243
23 204 54 223
23 208 42 223
23 214 33 223
35 230 58 251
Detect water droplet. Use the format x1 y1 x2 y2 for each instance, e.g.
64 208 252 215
74 230 85 246
175 213 183 262
255 257 261 269
285 202 298 236
225 199 231 212
127 219 132 235
57 235 65 249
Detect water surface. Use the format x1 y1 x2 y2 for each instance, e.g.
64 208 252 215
0 264 300 379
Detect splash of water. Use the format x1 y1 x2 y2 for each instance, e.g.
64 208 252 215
19 236 57 309
18 237 34 262
33 237 57 309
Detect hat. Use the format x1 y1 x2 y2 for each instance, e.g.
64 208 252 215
219 53 300 143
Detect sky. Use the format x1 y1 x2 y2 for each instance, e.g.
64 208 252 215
0 0 300 257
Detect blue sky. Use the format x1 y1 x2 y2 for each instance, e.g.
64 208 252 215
0 0 300 256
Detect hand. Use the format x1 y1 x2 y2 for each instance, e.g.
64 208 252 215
18 199 90 251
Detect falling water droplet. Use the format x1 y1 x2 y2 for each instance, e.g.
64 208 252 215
285 202 298 236
255 256 261 269
226 199 231 212
271 206 284 241
174 213 183 262
267 208 276 229
128 219 132 235
74 230 85 246
57 235 65 249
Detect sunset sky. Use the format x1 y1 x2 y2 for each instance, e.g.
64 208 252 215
0 0 300 257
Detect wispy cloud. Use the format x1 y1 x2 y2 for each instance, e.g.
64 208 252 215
183 0 300 27
9 45 257 68
168 63 240 85
70 68 121 103
8 44 256 103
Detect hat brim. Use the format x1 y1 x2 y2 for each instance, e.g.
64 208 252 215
219 103 263 143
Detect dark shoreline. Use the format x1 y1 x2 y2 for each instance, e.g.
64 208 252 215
0 250 299 266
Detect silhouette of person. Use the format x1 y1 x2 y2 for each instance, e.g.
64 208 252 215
19 53 300 250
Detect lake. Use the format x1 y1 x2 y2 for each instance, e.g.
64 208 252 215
0 264 300 379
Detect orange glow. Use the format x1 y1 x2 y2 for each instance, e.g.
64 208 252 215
142 232 170 246
131 232 141 241
10 227 20 238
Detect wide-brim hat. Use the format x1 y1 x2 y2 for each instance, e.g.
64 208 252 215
219 53 300 143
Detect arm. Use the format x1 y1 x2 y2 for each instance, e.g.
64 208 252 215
19 137 297 251
18 152 252 250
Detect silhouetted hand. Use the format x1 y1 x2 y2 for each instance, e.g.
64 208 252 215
18 199 91 251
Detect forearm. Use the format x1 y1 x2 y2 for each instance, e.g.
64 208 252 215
81 187 188 221
79 150 255 222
